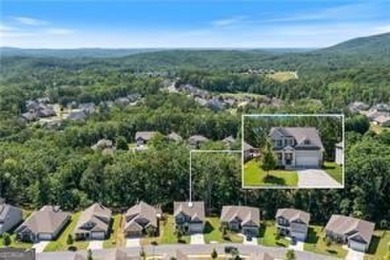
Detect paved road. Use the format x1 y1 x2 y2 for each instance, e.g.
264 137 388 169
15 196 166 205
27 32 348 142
37 244 337 260
297 169 342 188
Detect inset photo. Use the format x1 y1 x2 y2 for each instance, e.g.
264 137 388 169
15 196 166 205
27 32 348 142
242 114 344 189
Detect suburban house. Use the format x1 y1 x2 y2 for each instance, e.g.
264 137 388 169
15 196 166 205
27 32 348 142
269 127 325 168
173 201 205 234
220 205 260 237
15 205 70 242
373 114 390 127
135 131 159 146
167 132 183 143
222 135 235 148
325 215 375 252
335 142 343 165
188 135 209 148
124 201 158 237
74 203 112 240
275 208 311 241
0 199 23 235
91 139 113 151
243 141 260 161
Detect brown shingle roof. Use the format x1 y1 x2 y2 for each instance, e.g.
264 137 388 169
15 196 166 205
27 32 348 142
276 208 311 225
74 203 112 233
325 215 375 244
16 205 70 234
270 127 324 150
174 201 205 222
220 206 260 226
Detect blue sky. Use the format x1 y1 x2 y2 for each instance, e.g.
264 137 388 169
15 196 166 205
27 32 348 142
1 0 389 48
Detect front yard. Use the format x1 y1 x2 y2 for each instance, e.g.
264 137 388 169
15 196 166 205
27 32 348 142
323 161 343 184
303 225 347 258
203 217 243 244
258 221 289 247
45 212 89 252
244 159 298 187
103 214 123 248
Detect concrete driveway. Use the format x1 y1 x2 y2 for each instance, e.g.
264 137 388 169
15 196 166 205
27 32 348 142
87 240 103 250
289 241 304 251
297 169 342 188
32 241 50 253
343 246 364 260
126 238 141 247
190 234 204 244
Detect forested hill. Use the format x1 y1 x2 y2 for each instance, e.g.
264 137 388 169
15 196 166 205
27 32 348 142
317 32 390 56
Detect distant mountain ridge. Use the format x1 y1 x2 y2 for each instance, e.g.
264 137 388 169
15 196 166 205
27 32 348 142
317 32 390 55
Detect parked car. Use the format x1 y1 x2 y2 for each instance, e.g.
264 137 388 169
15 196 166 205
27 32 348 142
224 246 238 253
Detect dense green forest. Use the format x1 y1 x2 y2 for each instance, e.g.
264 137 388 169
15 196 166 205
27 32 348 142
0 33 389 227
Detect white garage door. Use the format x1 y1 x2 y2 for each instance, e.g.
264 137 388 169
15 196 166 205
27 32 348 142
296 156 319 167
38 233 52 240
291 231 307 241
91 232 106 240
189 223 204 233
349 241 367 252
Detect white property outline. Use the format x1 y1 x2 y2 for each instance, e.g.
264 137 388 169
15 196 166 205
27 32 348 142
241 113 345 189
189 150 242 202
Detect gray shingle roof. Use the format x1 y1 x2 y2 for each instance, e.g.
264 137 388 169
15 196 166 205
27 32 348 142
243 141 255 150
270 127 324 150
74 203 112 233
325 215 375 244
0 202 22 222
124 201 157 230
167 132 183 142
135 131 159 141
16 206 70 234
276 208 311 225
188 135 209 143
220 205 260 226
174 201 205 222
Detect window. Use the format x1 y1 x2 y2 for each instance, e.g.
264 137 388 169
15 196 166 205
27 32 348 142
304 139 310 145
277 140 283 147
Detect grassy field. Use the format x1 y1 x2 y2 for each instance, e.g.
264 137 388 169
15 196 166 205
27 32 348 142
244 159 298 187
158 215 190 245
370 123 389 134
304 225 347 258
365 230 390 260
258 221 289 247
267 71 298 82
45 212 89 252
103 214 123 248
323 161 343 184
203 217 243 244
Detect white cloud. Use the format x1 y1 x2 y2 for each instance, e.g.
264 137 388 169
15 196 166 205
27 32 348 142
45 28 74 35
211 16 247 27
14 16 49 26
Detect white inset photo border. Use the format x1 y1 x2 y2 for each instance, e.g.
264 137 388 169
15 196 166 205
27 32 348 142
241 114 345 189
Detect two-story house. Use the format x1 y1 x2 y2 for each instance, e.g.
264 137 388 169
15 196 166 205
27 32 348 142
173 201 205 234
275 208 311 241
269 127 325 168
220 206 260 237
325 215 375 252
74 203 112 240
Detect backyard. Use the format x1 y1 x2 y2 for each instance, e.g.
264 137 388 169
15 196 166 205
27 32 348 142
364 230 390 259
243 159 298 187
103 214 123 248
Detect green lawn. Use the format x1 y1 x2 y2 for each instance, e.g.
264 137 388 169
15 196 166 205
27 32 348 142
258 221 289 247
0 234 33 249
103 214 123 248
203 217 243 244
323 161 343 184
45 212 89 252
244 159 298 187
365 230 390 260
267 71 298 82
304 225 347 258
159 215 189 244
